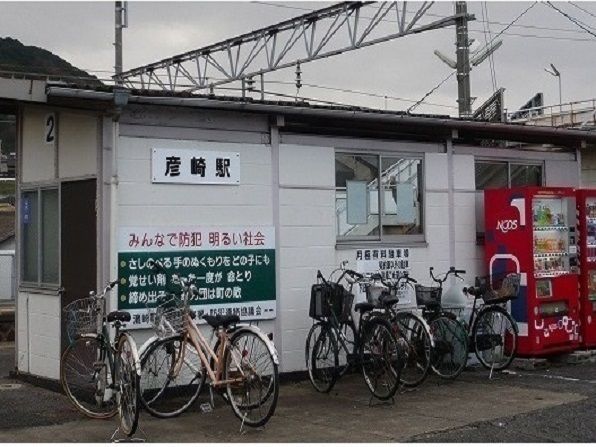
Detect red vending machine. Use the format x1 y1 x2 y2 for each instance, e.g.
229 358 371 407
484 186 580 357
576 189 596 348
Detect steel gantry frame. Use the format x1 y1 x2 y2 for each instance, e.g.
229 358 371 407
119 1 472 93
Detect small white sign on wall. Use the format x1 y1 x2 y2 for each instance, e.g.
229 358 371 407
152 148 240 185
44 113 56 146
355 248 414 306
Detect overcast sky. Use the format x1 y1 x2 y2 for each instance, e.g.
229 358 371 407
1 1 595 116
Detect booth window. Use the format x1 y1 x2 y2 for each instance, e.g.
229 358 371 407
475 161 543 189
21 188 59 287
335 152 423 243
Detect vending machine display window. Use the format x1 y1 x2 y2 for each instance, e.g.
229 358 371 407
536 279 552 298
588 271 596 301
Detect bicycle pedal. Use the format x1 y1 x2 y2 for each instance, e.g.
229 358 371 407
200 402 213 413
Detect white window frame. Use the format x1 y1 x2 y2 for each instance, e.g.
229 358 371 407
20 185 60 289
335 150 425 246
475 159 544 190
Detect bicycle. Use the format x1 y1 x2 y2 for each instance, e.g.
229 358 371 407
358 272 434 388
305 268 403 401
463 271 521 373
419 267 470 380
60 281 141 437
139 261 280 427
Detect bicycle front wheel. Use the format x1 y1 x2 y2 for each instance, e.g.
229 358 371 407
305 322 339 393
140 334 206 418
429 314 468 380
472 307 518 371
61 335 117 419
360 317 401 400
224 329 279 427
116 333 141 437
394 312 432 388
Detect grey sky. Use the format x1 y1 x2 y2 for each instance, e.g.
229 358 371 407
1 1 595 116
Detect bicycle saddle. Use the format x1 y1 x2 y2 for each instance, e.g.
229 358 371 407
203 314 240 328
354 302 375 313
378 294 399 308
107 311 131 323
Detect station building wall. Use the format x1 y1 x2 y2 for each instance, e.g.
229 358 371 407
17 105 99 379
14 102 583 378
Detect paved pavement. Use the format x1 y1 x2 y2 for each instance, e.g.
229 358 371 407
0 342 596 442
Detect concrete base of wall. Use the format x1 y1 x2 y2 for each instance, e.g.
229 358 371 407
10 370 63 394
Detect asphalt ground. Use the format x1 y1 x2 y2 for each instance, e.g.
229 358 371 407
0 342 595 443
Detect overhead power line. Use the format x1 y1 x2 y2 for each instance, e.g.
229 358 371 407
545 2 596 38
252 0 590 36
569 2 596 21
407 1 538 114
264 79 458 109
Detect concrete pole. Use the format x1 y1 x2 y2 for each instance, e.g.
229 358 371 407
115 1 123 86
455 1 471 117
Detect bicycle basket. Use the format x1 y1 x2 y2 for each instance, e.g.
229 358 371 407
63 296 104 338
309 282 353 323
475 272 521 304
153 295 188 336
415 285 442 308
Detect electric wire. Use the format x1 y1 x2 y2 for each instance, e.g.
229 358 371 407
264 79 458 109
545 2 596 38
408 2 538 114
252 1 592 36
480 2 498 92
569 2 596 20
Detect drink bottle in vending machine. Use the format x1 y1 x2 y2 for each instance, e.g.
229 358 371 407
484 186 580 357
576 189 596 348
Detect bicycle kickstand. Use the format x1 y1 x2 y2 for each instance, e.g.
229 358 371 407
109 426 147 443
368 395 395 407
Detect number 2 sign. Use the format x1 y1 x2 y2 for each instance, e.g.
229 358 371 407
44 113 56 145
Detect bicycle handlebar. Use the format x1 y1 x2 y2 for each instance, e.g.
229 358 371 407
430 266 467 285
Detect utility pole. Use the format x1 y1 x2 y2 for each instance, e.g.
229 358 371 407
455 1 472 117
114 1 127 86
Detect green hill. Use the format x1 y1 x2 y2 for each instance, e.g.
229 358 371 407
0 37 101 87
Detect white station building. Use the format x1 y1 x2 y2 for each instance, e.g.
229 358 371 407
1 78 595 382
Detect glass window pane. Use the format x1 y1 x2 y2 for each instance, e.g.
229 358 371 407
381 157 422 235
475 162 508 190
22 191 39 283
41 189 59 284
335 153 380 238
511 164 542 187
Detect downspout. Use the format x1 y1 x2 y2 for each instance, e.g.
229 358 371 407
105 89 128 314
270 115 283 369
447 132 456 268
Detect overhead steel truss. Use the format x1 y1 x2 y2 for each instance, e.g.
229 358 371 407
119 1 471 93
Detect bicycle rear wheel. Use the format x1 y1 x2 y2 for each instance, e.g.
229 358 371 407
115 333 141 437
472 307 518 371
305 322 338 393
60 334 117 419
224 329 279 427
394 312 432 388
360 317 401 400
430 314 468 380
140 334 206 418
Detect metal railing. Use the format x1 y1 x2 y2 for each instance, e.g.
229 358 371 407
0 250 15 303
505 98 596 129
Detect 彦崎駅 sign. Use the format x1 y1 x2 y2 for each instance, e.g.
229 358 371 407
118 226 275 329
152 148 240 185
